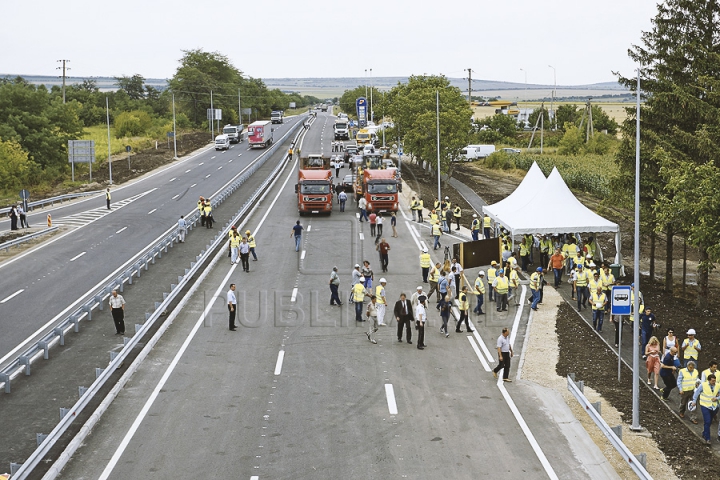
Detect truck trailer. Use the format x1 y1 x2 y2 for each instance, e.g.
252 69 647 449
247 121 273 148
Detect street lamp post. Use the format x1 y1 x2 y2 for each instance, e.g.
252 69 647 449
370 68 374 123
631 66 642 432
548 65 557 130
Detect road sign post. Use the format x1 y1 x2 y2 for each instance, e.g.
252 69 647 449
611 285 632 381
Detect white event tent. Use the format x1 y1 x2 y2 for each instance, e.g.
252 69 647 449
482 162 621 264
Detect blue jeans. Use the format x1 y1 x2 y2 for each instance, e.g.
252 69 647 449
530 289 540 309
471 230 479 241
433 235 440 250
359 209 368 221
294 235 301 251
484 227 490 239
355 301 364 321
363 277 372 289
592 310 605 331
553 268 562 286
701 406 718 441
340 200 346 212
330 284 341 305
474 294 484 313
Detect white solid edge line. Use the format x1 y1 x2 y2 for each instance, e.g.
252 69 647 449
69 252 86 262
515 309 535 381
291 288 298 303
509 285 527 348
98 262 239 480
300 251 306 260
404 220 422 250
497 382 559 480
411 225 420 238
0 188 155 273
0 289 24 304
384 384 398 415
467 319 495 364
466 336 491 371
274 350 285 376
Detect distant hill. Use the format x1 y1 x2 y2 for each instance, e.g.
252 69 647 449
1 74 626 96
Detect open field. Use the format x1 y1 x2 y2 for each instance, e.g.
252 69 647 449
472 102 630 125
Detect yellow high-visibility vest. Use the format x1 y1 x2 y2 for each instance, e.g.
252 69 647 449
375 285 386 304
698 381 719 408
230 236 241 248
459 292 469 310
529 272 540 290
600 270 615 289
247 235 256 248
683 339 700 359
471 219 480 231
483 216 491 228
453 207 461 218
429 267 440 282
509 270 519 287
679 368 698 392
591 291 606 310
474 277 485 294
487 267 497 283
495 276 509 294
352 283 366 302
432 224 442 236
420 253 431 268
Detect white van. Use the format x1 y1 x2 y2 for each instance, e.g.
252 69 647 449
215 134 230 151
459 144 495 161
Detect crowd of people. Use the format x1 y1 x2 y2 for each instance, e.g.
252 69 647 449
6 203 29 230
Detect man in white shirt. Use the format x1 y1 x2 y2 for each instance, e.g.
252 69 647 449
358 197 368 222
415 295 427 350
451 258 463 298
227 284 237 331
492 327 514 382
239 238 251 272
177 215 187 242
109 290 126 335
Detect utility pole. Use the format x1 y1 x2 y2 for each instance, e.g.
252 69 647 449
466 68 473 103
57 59 70 104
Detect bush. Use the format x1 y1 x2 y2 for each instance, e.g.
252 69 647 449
558 124 584 155
115 110 153 138
484 150 516 170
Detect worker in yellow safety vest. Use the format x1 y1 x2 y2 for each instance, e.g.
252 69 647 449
508 266 520 304
690 374 719 444
198 196 206 226
483 214 492 239
453 206 461 231
203 201 213 229
229 230 241 264
701 360 718 383
470 214 481 241
591 286 607 332
574 264 589 310
487 261 498 302
473 270 486 315
493 269 509 311
455 286 473 332
432 222 443 250
246 230 258 261
410 196 420 222
677 361 699 424
529 267 542 310
419 248 432 283
682 329 702 367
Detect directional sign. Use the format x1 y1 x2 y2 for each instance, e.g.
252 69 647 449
125 145 132 153
356 97 367 128
610 285 632 316
19 189 30 200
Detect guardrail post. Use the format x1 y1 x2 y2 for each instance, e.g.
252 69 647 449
60 408 71 419
54 326 65 345
171 283 177 291
635 453 647 469
118 278 124 293
39 340 50 360
83 304 92 321
128 269 134 285
78 386 87 397
72 314 80 333
36 433 48 446
154 301 162 311
123 337 131 346
11 463 22 474
577 380 584 393
96 294 104 311
110 351 118 361
95 368 104 379
155 246 161 261
569 373 576 382
1 373 10 393
611 425 622 440
145 312 151 321
20 356 31 375
592 401 601 414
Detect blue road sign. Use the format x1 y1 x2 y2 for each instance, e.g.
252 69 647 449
610 285 632 316
356 97 367 128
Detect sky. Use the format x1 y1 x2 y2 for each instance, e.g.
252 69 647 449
1 0 658 86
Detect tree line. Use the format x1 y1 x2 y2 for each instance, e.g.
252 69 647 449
0 48 321 195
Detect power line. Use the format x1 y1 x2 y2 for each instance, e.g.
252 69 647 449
57 59 70 104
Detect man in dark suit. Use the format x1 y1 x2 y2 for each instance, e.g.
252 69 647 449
394 293 414 344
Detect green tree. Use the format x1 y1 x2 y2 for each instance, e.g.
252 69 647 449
616 0 720 302
527 106 550 130
589 105 619 134
557 124 584 155
0 139 35 189
115 110 153 138
477 114 518 140
384 75 472 178
115 74 146 100
555 104 580 131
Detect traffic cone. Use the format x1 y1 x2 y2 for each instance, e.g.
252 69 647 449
47 214 52 227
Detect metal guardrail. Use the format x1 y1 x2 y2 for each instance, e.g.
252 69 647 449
566 374 652 479
0 227 58 252
6 119 304 479
23 190 104 211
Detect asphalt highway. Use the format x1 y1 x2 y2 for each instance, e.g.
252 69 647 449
0 117 301 365
53 113 618 480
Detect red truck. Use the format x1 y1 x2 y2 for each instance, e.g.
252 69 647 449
358 168 399 213
295 169 334 215
247 120 273 148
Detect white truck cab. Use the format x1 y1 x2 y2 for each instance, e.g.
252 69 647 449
215 134 230 151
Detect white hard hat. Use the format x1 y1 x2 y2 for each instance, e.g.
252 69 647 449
423 248 428 253
478 270 485 276
354 264 360 268
472 214 477 218
417 285 423 290
444 196 449 200
380 278 386 283
687 329 696 335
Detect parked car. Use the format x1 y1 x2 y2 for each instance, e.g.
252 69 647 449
501 148 521 154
